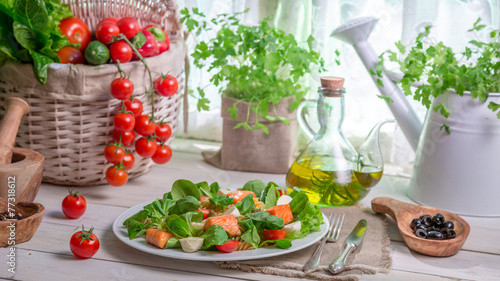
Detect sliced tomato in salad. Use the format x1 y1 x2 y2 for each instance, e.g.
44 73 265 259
215 239 239 253
196 206 210 219
263 229 286 241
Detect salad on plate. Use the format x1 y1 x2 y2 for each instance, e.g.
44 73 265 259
123 179 324 253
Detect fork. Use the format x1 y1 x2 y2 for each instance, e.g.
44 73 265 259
302 213 345 273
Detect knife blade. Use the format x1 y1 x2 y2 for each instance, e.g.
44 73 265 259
328 219 367 275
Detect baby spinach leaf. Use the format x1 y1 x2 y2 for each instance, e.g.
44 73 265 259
239 219 254 232
123 210 149 226
126 220 147 239
208 195 234 212
242 180 266 198
210 182 220 197
200 225 228 250
12 21 38 50
13 0 48 31
166 215 192 238
289 193 309 216
234 194 255 215
169 196 201 215
29 49 53 84
241 225 260 249
246 212 284 230
196 181 212 197
261 183 279 209
165 237 181 249
180 211 204 236
258 239 292 249
171 179 201 200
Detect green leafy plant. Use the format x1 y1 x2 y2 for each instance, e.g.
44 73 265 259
0 0 75 84
181 8 326 133
376 18 500 133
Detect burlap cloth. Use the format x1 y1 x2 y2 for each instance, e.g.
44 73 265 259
215 206 392 280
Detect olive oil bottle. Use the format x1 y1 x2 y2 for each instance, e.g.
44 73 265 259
287 77 390 207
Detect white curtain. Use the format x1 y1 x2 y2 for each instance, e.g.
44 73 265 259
176 0 499 176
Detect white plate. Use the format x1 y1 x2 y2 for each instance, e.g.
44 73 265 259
112 200 328 261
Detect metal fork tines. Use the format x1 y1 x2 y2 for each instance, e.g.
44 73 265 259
303 213 345 273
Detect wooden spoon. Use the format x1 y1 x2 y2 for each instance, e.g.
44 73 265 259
371 197 470 257
0 97 30 165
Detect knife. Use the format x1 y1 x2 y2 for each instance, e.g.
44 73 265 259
328 219 367 275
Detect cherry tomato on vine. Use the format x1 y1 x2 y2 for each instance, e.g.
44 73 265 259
106 166 129 186
133 29 159 59
114 112 135 132
135 137 157 158
110 40 133 63
61 190 86 219
216 239 239 253
104 144 125 164
263 229 286 241
124 98 143 117
122 153 135 170
110 78 134 100
116 17 140 39
57 46 85 64
155 123 172 142
154 75 178 97
152 145 172 164
70 225 99 259
112 129 135 146
134 115 156 136
59 17 91 51
96 21 120 44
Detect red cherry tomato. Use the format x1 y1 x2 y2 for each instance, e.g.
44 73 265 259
61 190 86 219
69 225 100 259
152 145 172 164
263 229 286 241
155 123 172 142
110 40 133 63
96 21 120 44
101 17 119 23
154 75 178 97
112 129 135 146
133 29 159 59
116 17 140 39
122 153 135 170
135 137 157 158
104 144 125 164
134 115 156 136
124 98 143 117
59 17 91 51
57 46 85 64
110 78 134 100
114 112 135 132
215 239 239 253
106 166 129 186
277 188 287 196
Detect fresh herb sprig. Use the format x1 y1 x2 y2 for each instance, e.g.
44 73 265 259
376 18 500 133
181 8 326 134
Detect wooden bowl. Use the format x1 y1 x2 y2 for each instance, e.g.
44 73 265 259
371 197 470 257
0 201 45 247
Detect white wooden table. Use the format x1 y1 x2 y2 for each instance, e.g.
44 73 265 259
2 151 500 281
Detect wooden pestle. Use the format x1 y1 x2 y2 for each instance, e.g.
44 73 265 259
0 97 30 165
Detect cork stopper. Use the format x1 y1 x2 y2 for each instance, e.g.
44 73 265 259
320 77 344 89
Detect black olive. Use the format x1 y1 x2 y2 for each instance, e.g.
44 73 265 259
415 224 427 231
419 214 433 226
441 221 454 230
427 230 444 240
432 213 445 226
445 229 456 239
410 218 423 230
415 228 427 238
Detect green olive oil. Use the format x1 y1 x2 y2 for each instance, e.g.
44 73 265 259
285 155 383 206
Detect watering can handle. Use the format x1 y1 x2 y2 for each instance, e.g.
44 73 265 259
297 99 317 139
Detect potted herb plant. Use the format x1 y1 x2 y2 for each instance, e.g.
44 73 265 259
181 9 325 173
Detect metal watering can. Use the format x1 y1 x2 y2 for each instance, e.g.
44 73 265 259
331 17 500 216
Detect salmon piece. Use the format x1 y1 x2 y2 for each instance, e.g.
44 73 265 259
265 204 293 225
226 190 256 204
146 228 173 249
200 195 210 202
204 214 241 236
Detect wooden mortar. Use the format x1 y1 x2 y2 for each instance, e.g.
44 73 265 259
0 98 44 205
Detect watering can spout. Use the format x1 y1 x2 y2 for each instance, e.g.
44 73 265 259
331 17 422 151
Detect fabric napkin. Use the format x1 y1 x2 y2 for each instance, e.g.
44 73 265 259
215 206 392 280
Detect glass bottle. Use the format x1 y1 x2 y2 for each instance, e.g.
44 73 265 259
286 77 385 206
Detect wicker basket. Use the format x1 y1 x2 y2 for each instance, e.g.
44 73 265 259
0 0 186 186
